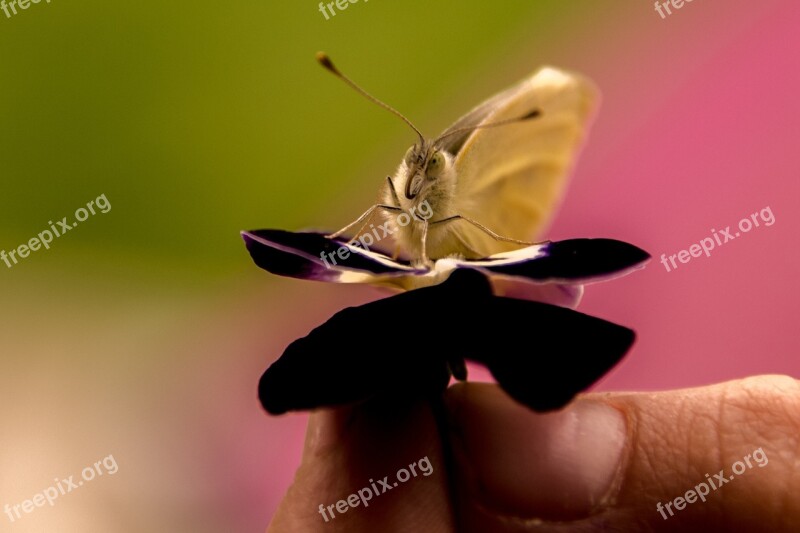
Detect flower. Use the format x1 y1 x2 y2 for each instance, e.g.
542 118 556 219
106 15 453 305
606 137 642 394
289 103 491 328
242 229 651 414
241 229 650 309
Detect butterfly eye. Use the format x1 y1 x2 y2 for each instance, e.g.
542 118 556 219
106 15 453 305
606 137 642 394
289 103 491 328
426 152 445 179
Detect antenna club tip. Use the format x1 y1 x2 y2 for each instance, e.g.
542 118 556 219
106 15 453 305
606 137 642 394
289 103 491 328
315 52 339 74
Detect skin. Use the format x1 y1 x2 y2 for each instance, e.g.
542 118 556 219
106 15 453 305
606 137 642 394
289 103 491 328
268 375 800 532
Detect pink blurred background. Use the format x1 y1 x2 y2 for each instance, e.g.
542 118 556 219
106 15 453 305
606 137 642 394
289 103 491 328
254 0 800 523
1 1 797 531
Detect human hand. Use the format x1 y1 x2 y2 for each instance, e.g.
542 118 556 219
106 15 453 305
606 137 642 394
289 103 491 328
268 375 800 532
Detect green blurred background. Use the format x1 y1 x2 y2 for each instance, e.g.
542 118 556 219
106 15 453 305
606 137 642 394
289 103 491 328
2 0 795 531
1 2 600 530
0 1 585 281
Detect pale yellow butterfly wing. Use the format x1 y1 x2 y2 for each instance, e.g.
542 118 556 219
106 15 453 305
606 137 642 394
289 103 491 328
436 66 599 258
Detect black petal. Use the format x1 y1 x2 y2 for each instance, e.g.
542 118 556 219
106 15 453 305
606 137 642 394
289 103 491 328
466 298 635 411
467 238 650 283
242 229 420 282
259 270 492 414
258 269 635 414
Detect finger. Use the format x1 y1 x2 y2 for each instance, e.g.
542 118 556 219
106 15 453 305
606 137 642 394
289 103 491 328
444 375 800 532
268 396 454 532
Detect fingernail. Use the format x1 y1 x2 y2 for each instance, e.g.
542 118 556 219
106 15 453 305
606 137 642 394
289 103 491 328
447 385 627 520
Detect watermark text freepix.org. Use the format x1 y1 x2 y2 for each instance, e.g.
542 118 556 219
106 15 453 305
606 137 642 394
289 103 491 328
320 199 432 269
318 455 433 522
1 0 52 20
660 206 774 273
654 0 696 19
318 0 368 20
1 193 111 269
4 454 119 523
656 447 768 520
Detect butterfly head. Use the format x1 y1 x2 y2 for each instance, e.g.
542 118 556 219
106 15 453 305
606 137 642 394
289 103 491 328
400 142 453 201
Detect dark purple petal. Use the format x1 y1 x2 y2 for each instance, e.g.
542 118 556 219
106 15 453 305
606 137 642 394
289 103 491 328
242 229 650 296
489 278 584 308
241 229 423 282
455 238 650 284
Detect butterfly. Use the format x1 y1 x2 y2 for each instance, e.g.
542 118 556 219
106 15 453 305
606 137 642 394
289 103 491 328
318 53 599 267
242 54 619 303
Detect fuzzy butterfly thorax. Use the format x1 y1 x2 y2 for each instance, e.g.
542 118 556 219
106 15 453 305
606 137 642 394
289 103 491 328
384 146 460 263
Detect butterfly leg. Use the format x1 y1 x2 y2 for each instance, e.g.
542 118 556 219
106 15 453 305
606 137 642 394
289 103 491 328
328 177 404 240
419 220 430 265
386 176 401 207
326 204 401 240
430 214 543 246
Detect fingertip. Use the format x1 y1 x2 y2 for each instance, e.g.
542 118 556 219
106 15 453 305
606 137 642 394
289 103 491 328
444 383 627 521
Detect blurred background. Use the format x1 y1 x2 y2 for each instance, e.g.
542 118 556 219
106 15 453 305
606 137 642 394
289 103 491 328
0 0 797 530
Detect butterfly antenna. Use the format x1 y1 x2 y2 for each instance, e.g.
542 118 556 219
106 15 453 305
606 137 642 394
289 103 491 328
433 109 541 145
317 52 425 146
